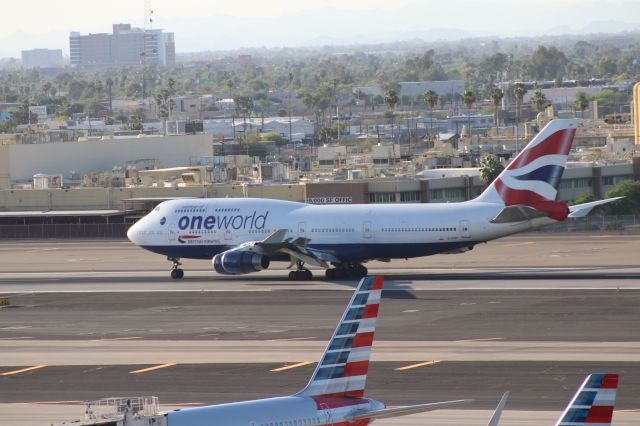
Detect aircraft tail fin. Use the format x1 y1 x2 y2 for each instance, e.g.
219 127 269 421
555 373 618 426
474 119 578 221
295 276 383 398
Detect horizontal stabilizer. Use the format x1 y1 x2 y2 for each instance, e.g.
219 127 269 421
491 205 548 223
568 197 624 218
344 399 474 421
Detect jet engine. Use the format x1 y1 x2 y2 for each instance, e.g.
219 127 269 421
212 250 270 275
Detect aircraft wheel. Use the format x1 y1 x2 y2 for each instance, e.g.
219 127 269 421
303 270 313 280
171 268 184 279
325 269 335 279
288 271 296 281
333 268 347 280
354 265 368 277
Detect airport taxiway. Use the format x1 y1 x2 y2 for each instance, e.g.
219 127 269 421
1 233 639 425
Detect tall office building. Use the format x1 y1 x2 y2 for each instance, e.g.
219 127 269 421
21 49 64 68
69 24 175 69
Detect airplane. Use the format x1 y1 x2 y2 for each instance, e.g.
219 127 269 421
164 275 473 425
486 373 619 426
127 118 621 280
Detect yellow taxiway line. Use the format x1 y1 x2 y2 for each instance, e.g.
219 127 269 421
1 365 47 376
129 363 176 374
395 360 442 371
270 361 314 372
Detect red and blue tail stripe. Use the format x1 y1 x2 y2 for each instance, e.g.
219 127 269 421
296 276 383 399
475 119 578 221
556 373 618 426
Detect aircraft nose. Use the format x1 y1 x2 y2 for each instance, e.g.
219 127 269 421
127 221 141 245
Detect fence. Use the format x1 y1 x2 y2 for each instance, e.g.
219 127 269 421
0 224 129 239
537 215 640 233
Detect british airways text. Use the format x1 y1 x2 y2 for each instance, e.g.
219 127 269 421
177 211 269 230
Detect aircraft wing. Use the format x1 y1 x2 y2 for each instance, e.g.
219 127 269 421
568 197 623 218
487 391 509 426
343 399 474 422
252 229 339 268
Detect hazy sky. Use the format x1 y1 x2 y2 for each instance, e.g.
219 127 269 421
3 0 639 57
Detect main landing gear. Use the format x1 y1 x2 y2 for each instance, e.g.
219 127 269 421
169 257 184 279
288 260 313 281
324 263 368 280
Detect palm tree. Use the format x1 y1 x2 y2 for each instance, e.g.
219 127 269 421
423 90 439 138
513 83 528 151
461 89 476 137
489 87 504 135
384 89 398 111
384 89 399 140
575 92 589 119
532 90 549 113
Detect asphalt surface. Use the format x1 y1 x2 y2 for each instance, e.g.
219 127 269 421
0 234 638 425
0 290 638 341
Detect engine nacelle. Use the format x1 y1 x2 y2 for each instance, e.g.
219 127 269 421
212 251 270 275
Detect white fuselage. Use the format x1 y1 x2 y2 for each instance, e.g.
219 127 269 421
128 198 551 262
166 395 382 426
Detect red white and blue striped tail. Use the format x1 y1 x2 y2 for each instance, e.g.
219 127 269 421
475 119 578 216
296 275 383 399
555 373 618 426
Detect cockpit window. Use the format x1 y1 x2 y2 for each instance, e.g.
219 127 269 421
153 206 161 212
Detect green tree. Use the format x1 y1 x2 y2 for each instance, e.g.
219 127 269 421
423 90 439 137
574 92 589 119
532 90 549 113
513 83 528 149
384 89 398 111
462 89 476 136
479 155 504 185
604 180 640 215
489 87 504 132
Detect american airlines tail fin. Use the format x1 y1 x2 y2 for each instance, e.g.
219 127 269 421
475 119 578 221
555 373 618 426
296 276 383 398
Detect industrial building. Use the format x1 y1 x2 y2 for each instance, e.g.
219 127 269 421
21 49 64 69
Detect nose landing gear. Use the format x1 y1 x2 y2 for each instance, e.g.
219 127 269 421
169 257 184 279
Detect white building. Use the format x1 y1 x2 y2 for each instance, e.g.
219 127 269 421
21 49 64 68
399 80 465 98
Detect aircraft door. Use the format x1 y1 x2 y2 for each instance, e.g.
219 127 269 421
298 222 306 238
459 220 471 238
168 224 177 242
363 220 373 239
224 228 233 241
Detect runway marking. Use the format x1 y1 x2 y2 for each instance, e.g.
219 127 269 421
395 360 442 371
267 337 316 342
0 336 33 340
402 310 419 313
503 241 535 247
617 409 640 412
94 337 144 341
129 363 176 374
270 361 314 372
456 338 505 342
1 365 47 376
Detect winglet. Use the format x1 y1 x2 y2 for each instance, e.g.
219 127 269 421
487 391 509 426
555 373 619 426
295 276 384 398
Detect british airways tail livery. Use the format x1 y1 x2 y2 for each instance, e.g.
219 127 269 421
127 119 620 280
166 276 473 426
